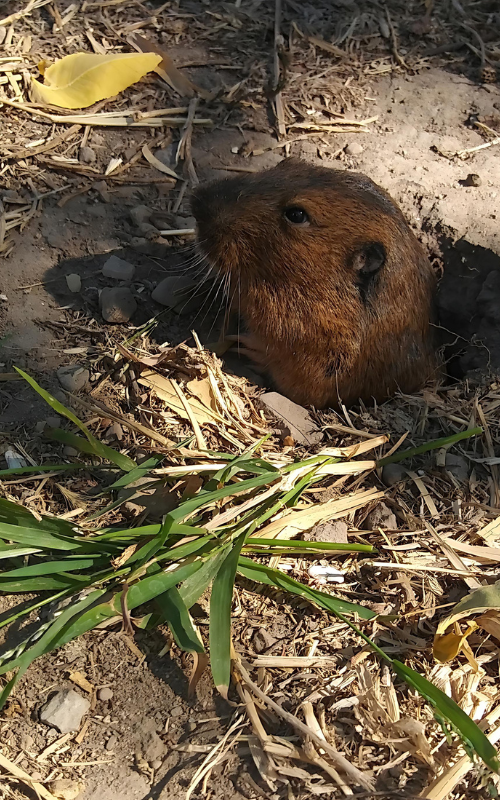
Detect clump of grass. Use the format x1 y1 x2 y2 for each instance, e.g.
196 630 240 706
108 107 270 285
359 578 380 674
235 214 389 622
0 370 497 779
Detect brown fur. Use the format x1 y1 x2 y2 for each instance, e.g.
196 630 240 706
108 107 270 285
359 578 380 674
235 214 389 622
191 158 437 409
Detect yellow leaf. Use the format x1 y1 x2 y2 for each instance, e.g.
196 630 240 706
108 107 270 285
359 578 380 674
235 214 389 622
30 52 162 110
433 621 478 664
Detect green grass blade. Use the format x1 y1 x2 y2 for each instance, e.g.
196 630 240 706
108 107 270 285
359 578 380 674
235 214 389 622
237 557 375 619
0 464 84 478
378 427 483 466
16 367 136 472
244 538 375 553
179 546 230 609
106 457 164 491
0 557 106 577
209 533 247 698
167 472 280 523
46 427 138 473
0 522 85 551
0 545 42 559
0 498 79 535
153 587 204 653
0 574 89 592
392 660 500 774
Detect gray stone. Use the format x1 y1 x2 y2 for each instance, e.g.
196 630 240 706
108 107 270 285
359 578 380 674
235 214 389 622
40 689 90 733
79 146 96 164
382 463 407 487
304 520 348 543
57 365 89 393
106 734 119 751
98 687 113 702
151 759 163 770
151 275 196 310
260 392 323 446
345 141 364 156
102 255 135 282
364 502 398 531
45 415 61 429
100 287 137 323
63 446 79 458
170 705 184 718
129 205 152 227
445 453 469 483
66 273 81 293
149 211 175 231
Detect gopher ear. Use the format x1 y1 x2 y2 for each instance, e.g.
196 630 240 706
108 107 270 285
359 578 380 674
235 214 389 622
352 242 386 275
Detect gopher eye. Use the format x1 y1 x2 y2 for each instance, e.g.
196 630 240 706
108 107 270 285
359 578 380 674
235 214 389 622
284 206 310 226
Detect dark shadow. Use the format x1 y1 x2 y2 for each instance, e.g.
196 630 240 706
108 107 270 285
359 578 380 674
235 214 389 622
434 230 500 381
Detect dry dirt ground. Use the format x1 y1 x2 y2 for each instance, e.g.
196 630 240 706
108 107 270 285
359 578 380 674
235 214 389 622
1 1 500 799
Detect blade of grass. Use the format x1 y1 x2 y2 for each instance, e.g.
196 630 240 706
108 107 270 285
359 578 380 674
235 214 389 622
378 427 483 466
179 545 231 609
244 538 375 553
16 368 136 472
237 557 375 619
152 587 204 652
210 532 247 698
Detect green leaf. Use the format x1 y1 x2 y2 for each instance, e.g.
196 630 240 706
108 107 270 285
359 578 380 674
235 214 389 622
243 538 375 554
16 367 136 472
0 556 106 577
210 533 247 698
153 587 204 652
167 471 280 523
0 522 84 551
237 557 375 619
377 427 483 466
179 546 230 609
47 427 138 474
392 660 500 774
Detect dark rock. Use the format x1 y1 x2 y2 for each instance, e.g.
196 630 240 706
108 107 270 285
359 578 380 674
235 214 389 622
100 287 137 323
102 255 135 282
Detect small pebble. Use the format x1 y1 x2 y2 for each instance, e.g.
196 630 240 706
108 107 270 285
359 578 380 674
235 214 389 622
49 778 84 800
66 274 81 293
345 141 364 156
170 705 184 718
45 415 61 429
63 446 79 458
151 759 163 770
57 365 90 393
79 146 96 164
100 287 137 324
5 449 27 469
185 720 197 733
106 734 119 751
151 275 196 309
98 687 113 702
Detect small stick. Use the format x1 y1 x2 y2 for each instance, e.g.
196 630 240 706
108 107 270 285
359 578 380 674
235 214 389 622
272 0 286 139
234 657 374 790
384 5 407 70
